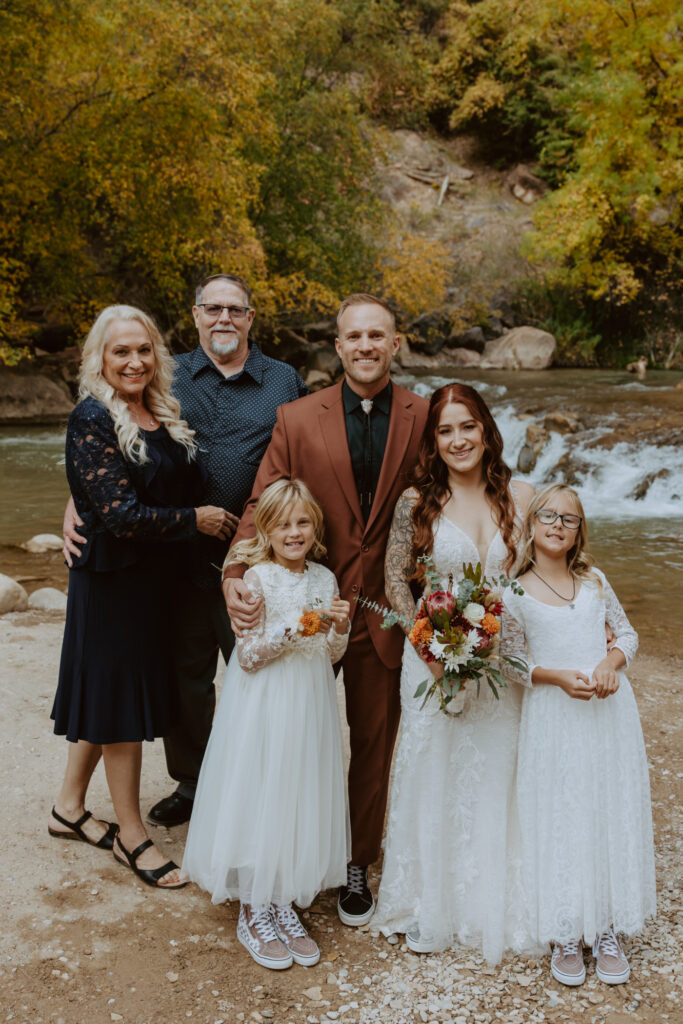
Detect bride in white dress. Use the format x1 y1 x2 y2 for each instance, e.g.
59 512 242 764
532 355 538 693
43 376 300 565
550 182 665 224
372 383 535 964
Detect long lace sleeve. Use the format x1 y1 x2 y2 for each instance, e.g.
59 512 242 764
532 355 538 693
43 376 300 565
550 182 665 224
66 403 196 541
500 597 534 688
600 571 639 666
385 488 419 634
235 569 299 672
326 578 350 664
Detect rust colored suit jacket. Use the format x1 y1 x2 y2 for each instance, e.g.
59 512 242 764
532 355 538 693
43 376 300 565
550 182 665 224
226 380 429 669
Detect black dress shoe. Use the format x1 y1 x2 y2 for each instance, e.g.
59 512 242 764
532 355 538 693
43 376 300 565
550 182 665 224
338 865 375 926
147 792 194 827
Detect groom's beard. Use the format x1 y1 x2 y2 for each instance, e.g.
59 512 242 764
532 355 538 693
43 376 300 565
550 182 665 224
209 331 239 357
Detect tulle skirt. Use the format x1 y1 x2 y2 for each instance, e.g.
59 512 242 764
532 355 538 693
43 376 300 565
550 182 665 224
183 649 349 908
517 673 656 945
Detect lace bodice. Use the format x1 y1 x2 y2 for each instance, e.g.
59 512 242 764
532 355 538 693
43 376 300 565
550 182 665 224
66 398 198 544
502 569 638 684
236 561 349 672
430 514 513 590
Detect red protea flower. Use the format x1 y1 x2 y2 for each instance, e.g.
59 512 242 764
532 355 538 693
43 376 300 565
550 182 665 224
424 590 456 619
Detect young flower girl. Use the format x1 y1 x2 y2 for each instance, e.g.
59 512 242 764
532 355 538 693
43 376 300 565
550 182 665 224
503 484 655 987
183 479 350 970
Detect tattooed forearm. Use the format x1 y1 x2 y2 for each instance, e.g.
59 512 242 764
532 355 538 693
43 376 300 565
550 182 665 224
385 489 419 634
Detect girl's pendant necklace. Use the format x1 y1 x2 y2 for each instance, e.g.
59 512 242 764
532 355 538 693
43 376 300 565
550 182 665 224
529 567 576 609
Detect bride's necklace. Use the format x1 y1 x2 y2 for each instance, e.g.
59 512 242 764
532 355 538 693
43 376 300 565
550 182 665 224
530 567 576 609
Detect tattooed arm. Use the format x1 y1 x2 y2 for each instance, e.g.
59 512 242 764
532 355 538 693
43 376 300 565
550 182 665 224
385 488 419 636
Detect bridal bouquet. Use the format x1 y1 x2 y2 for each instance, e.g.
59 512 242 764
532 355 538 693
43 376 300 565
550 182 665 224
360 559 526 716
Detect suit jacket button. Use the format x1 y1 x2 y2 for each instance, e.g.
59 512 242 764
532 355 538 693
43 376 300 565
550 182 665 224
351 584 359 593
361 544 369 552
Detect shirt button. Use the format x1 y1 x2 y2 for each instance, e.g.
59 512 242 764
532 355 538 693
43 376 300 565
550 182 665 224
351 584 359 593
361 544 369 552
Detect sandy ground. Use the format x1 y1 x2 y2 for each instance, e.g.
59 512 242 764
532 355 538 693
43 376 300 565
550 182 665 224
0 598 681 1024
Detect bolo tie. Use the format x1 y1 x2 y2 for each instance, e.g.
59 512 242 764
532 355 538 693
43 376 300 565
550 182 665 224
360 398 373 520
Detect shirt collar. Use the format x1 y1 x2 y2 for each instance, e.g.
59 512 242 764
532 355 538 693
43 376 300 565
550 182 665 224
342 378 392 416
188 342 263 383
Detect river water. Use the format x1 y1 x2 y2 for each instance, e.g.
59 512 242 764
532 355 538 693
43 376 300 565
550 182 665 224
1 369 681 651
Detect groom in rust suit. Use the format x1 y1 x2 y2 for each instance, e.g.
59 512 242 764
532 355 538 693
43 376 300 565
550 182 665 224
224 293 429 925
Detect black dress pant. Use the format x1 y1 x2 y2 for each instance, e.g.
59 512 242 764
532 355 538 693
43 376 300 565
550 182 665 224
165 581 234 799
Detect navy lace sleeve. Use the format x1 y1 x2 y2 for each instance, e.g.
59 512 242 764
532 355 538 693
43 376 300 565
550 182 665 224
66 399 197 542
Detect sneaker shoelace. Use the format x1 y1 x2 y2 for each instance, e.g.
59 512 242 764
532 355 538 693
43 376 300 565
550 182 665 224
346 865 367 896
596 929 621 957
557 939 581 957
248 906 278 944
274 904 308 938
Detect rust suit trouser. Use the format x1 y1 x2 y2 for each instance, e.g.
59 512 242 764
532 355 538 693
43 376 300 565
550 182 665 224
339 609 402 867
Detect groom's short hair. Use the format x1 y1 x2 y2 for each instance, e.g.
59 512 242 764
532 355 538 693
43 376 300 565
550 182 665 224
336 293 396 333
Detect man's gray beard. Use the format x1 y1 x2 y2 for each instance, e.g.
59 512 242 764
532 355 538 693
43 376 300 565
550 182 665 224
209 333 239 357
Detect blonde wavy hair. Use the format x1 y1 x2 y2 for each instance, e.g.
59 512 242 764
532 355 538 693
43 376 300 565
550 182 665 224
224 479 326 569
79 305 196 465
517 483 601 586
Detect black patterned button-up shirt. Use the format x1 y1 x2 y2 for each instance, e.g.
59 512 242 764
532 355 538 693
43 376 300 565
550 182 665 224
173 343 308 589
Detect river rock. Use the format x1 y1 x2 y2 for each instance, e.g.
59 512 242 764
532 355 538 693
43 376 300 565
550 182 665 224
506 164 548 205
22 533 64 553
526 423 550 451
0 574 29 614
305 343 342 378
398 346 481 369
407 312 453 356
628 468 670 500
28 587 68 612
480 327 556 370
544 410 582 434
0 371 73 425
305 369 332 392
446 326 485 352
516 443 537 474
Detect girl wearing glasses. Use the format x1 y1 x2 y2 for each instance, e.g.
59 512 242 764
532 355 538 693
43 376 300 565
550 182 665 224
503 484 655 988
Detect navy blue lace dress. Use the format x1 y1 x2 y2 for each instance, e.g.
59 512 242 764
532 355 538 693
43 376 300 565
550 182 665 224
52 397 205 744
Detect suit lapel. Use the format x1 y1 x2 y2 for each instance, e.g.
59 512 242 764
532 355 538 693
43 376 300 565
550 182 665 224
319 383 364 527
366 385 417 533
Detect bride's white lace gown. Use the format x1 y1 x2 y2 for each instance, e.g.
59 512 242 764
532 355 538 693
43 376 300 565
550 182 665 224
183 561 350 909
372 516 534 964
503 571 656 946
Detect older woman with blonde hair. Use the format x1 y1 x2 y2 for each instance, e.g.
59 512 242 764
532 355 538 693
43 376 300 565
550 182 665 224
49 305 232 889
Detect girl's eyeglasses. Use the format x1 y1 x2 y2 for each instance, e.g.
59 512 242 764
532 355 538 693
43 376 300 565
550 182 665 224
534 509 582 530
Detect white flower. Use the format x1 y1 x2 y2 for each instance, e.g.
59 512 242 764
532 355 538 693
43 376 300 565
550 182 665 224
444 637 474 671
428 635 444 661
463 602 485 625
467 628 482 648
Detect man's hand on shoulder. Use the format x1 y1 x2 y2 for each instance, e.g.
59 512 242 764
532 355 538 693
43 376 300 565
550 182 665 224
62 495 86 568
223 577 263 637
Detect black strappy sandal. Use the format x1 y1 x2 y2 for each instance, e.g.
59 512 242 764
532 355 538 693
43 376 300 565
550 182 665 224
48 807 118 850
113 834 188 889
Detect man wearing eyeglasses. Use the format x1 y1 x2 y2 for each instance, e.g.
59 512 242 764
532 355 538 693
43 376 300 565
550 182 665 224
64 274 308 827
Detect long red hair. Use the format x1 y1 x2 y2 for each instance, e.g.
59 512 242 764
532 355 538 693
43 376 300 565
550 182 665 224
410 384 516 580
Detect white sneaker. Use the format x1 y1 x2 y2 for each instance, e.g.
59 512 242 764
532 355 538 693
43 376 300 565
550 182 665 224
551 939 586 986
406 926 441 954
592 929 630 985
237 904 292 970
273 902 320 966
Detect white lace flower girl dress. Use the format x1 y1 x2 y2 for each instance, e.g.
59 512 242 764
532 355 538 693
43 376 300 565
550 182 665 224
503 569 656 947
183 561 350 909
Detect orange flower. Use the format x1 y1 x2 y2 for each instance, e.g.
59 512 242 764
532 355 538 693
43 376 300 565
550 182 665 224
409 617 434 647
299 611 322 636
481 612 501 636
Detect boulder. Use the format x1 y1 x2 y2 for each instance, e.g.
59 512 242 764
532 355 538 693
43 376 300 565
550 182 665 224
407 312 453 356
544 410 582 434
480 327 556 370
446 326 486 353
546 452 590 486
516 443 537 474
628 468 670 501
526 423 550 452
506 164 548 205
28 587 68 612
0 371 73 425
0 574 29 614
305 369 332 392
398 345 481 369
22 533 64 553
304 343 342 379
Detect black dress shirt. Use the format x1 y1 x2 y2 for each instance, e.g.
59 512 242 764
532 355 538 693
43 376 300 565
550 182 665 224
173 343 308 588
342 380 392 522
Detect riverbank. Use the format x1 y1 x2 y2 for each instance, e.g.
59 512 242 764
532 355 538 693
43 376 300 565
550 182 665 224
1 606 681 1023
